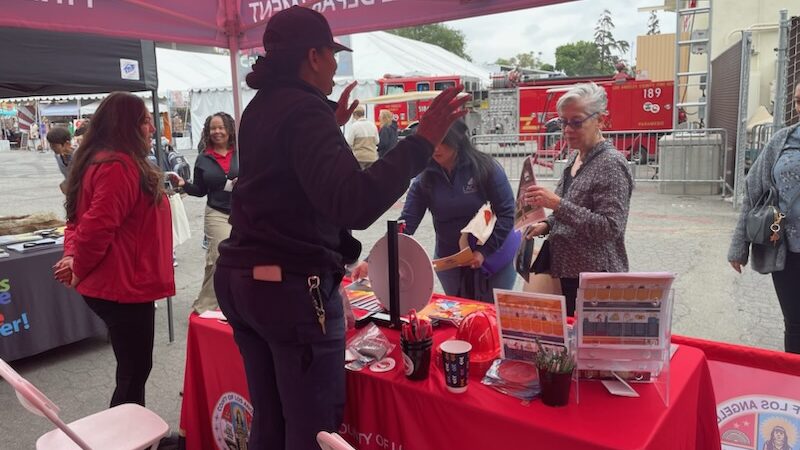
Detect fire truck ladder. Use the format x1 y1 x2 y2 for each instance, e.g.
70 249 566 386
673 0 712 128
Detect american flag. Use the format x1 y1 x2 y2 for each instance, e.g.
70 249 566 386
16 104 35 133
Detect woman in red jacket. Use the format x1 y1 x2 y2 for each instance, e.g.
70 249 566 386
54 92 175 407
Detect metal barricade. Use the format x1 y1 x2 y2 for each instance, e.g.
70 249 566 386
472 128 728 196
748 124 777 166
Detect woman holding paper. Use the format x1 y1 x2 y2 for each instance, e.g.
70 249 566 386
353 120 518 302
522 82 633 316
168 112 238 313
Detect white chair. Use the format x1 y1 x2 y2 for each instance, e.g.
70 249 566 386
317 431 357 450
0 357 169 450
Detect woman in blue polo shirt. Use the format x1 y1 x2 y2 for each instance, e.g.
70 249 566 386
354 120 518 302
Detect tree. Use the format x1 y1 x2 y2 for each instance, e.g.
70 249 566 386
495 51 543 69
647 11 660 35
388 24 471 61
554 41 603 76
593 9 630 73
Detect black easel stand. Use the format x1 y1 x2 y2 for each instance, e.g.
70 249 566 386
360 220 404 329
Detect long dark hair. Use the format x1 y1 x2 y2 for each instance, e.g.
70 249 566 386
200 112 237 151
421 120 496 200
65 92 163 221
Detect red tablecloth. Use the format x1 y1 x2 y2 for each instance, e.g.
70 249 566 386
180 311 719 450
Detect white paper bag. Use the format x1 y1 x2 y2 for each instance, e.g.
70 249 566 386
168 193 191 248
460 202 496 246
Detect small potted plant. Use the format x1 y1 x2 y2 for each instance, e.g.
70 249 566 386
533 337 575 406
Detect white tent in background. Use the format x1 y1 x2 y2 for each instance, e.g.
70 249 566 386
79 100 169 116
164 30 491 92
187 80 379 150
345 31 491 82
181 31 487 147
156 48 234 93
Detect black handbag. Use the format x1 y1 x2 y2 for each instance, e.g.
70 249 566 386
531 239 552 274
515 237 535 283
745 188 786 245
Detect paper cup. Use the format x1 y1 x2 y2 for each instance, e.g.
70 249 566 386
440 340 472 393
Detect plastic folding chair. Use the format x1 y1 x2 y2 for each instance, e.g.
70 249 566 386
316 431 356 450
0 357 169 450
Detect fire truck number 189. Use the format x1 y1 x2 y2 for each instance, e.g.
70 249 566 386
643 88 662 99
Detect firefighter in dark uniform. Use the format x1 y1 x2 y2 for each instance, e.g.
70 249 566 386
214 6 469 450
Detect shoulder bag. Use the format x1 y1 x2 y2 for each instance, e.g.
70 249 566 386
745 188 785 245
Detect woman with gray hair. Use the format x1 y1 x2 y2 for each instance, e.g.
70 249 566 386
521 82 634 316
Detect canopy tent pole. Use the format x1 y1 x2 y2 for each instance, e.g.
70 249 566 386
36 101 43 151
151 90 176 344
226 22 243 127
152 92 165 167
225 0 242 173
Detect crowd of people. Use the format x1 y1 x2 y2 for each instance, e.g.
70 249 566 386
40 5 798 450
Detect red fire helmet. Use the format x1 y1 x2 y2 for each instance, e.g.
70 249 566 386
456 310 501 375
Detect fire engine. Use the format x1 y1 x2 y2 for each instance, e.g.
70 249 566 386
374 75 481 128
488 75 675 163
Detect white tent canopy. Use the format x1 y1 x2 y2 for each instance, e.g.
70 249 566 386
188 79 380 147
156 48 233 93
161 31 491 94
345 31 491 83
79 100 169 116
184 32 487 146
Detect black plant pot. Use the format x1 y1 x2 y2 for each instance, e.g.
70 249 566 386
537 368 573 407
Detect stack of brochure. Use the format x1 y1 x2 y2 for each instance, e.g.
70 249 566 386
417 297 493 326
344 279 384 313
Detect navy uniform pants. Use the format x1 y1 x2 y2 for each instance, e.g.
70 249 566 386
215 265 346 450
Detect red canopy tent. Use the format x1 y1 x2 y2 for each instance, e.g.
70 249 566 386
1 0 574 119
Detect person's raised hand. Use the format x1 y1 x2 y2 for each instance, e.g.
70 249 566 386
335 81 360 126
415 86 471 147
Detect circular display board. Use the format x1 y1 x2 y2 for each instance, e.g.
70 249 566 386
368 233 434 314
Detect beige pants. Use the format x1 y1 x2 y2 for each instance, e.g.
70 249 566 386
192 206 232 313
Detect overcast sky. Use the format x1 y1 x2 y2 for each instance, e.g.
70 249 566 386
442 0 676 66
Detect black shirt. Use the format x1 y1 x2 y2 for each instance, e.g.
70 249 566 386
217 78 434 274
183 151 238 215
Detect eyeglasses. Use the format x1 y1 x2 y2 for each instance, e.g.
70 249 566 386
556 112 599 130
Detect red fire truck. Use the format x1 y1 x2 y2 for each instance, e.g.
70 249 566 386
374 75 481 128
488 75 675 163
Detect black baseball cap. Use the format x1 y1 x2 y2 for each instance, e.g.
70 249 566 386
262 6 352 53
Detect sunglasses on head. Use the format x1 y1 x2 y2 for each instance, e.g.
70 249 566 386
556 112 599 130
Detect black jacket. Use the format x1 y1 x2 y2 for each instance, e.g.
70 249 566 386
377 121 399 158
183 150 239 214
217 78 433 274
